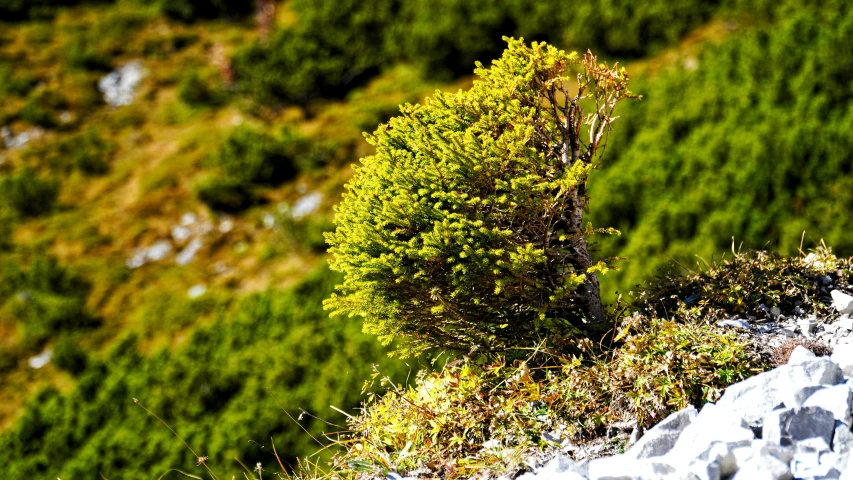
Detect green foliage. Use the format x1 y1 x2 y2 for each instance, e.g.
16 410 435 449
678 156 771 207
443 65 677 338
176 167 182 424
0 265 408 479
0 254 95 346
52 335 89 375
589 0 853 296
340 317 760 478
19 88 68 128
156 0 254 21
236 0 724 104
0 62 36 98
0 0 114 22
638 246 852 324
0 167 60 218
232 0 394 105
326 39 634 356
71 129 113 175
196 126 311 211
178 69 223 107
194 174 255 212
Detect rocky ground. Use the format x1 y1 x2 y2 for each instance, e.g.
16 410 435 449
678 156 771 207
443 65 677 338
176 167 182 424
505 288 853 480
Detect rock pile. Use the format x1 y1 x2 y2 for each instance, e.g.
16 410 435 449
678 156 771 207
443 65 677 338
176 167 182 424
715 289 853 351
519 347 853 479
512 290 853 480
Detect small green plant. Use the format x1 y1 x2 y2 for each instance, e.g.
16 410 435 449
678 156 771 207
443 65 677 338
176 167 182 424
1 167 60 218
52 335 89 375
178 69 222 107
196 126 311 212
326 38 637 356
71 129 113 175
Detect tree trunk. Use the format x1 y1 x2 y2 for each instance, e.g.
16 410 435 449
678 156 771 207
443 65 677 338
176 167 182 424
568 187 605 325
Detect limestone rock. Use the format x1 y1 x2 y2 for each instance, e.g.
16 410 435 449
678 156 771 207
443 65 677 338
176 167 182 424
626 405 697 459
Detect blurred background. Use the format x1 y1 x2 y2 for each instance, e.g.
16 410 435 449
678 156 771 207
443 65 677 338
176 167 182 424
0 0 850 477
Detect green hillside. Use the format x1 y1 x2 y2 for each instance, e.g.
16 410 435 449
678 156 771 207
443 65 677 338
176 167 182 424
0 0 850 478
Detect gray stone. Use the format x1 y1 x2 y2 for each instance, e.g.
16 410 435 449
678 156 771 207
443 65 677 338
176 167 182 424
719 318 751 330
800 319 818 335
666 403 753 464
717 367 788 425
762 407 835 449
588 456 680 480
792 463 840 480
832 421 853 454
688 442 738 480
785 358 843 388
777 385 824 409
803 385 853 427
788 345 817 364
626 405 697 459
832 290 853 315
517 455 585 480
731 452 792 480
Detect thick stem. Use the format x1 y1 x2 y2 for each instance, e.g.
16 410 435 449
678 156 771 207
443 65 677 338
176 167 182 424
568 187 605 325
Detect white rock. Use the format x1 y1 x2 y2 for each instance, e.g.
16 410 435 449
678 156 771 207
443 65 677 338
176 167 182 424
731 452 792 480
799 319 817 335
688 442 738 480
785 358 843 388
788 345 817 364
98 61 145 107
719 318 751 330
831 344 853 377
777 384 824 409
832 290 853 315
171 225 191 242
176 238 203 265
832 421 853 454
587 456 678 480
146 240 173 262
717 367 788 425
626 405 697 459
838 316 853 332
188 284 207 299
181 212 197 226
666 403 754 464
803 385 853 427
218 217 234 233
517 455 585 480
28 348 52 369
291 192 323 220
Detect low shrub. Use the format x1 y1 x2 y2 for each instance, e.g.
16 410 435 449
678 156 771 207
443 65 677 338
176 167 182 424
65 37 113 72
71 129 113 175
0 63 37 98
0 167 60 218
215 126 301 185
0 254 95 344
637 246 852 324
156 0 254 21
52 336 89 375
194 173 254 212
177 69 222 107
196 126 312 211
325 39 636 357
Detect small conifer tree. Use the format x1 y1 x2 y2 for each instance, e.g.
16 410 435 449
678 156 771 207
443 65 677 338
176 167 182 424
326 38 636 356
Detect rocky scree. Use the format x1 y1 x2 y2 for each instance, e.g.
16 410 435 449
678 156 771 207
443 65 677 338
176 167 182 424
504 289 853 480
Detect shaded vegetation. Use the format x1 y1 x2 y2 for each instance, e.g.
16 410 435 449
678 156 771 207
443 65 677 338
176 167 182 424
589 0 853 296
0 266 411 479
